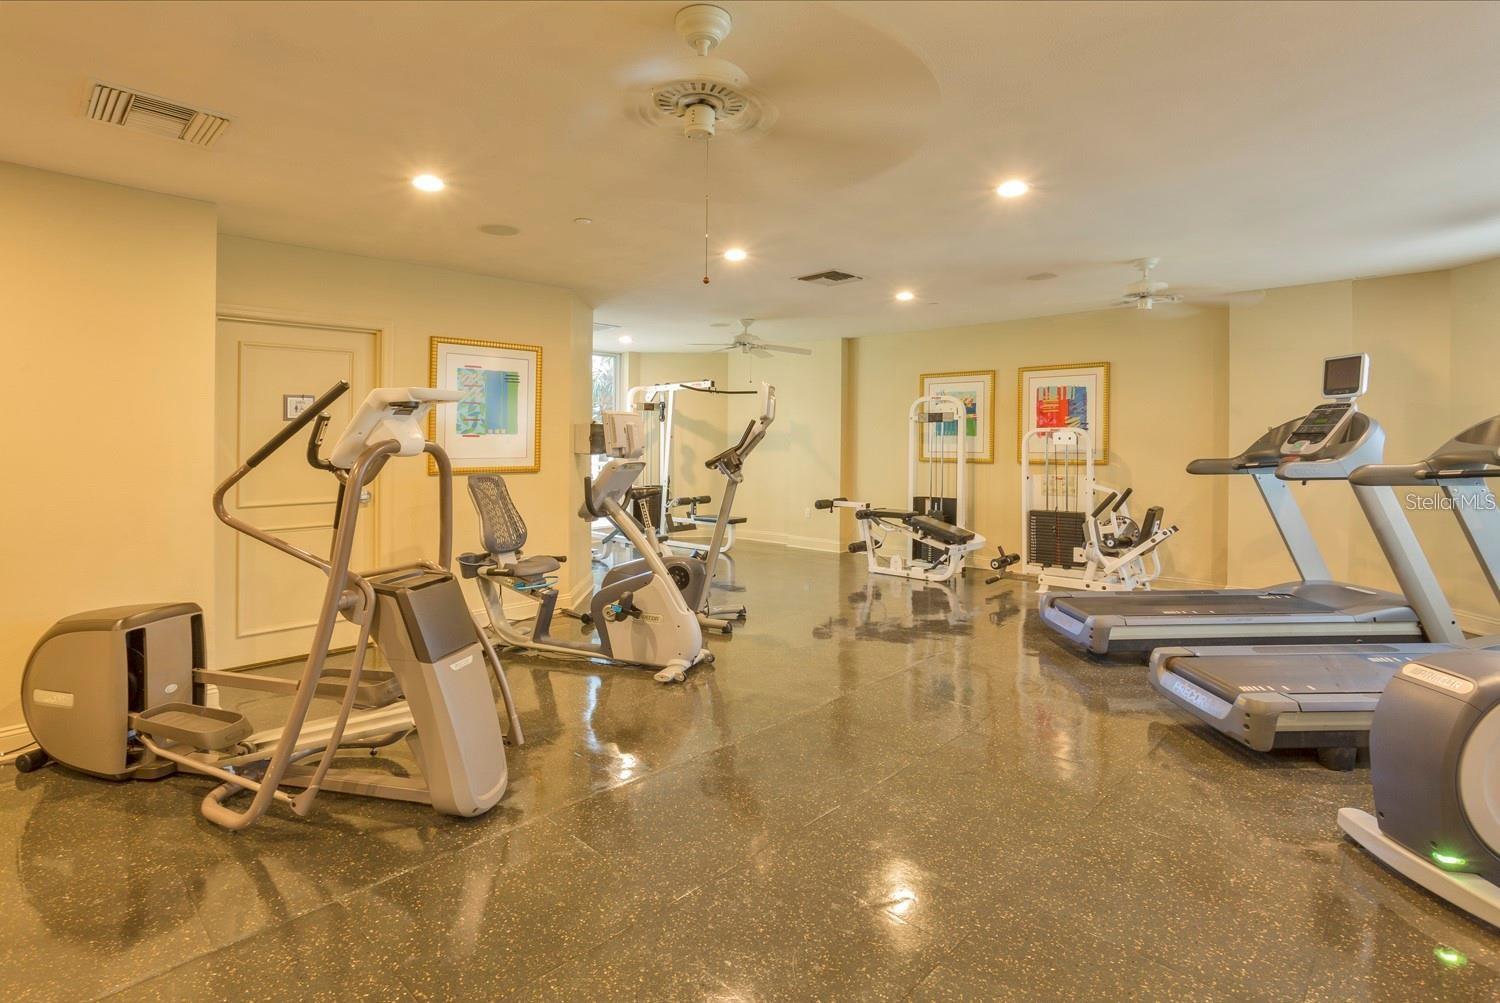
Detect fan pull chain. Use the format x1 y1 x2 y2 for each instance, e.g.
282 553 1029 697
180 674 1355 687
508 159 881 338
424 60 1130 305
702 138 712 285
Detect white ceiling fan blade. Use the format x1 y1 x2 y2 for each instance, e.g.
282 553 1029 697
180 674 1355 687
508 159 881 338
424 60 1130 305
751 347 773 359
760 343 812 356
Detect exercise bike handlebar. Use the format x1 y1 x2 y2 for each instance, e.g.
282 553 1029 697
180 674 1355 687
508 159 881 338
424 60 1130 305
246 381 351 470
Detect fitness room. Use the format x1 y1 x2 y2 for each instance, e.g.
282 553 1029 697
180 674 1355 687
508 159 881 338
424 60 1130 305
2 1 1500 999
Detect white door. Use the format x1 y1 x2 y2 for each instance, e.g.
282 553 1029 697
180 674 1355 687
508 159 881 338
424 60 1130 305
214 317 380 668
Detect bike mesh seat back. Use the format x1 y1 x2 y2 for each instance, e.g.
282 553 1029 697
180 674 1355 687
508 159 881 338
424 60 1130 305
468 475 528 556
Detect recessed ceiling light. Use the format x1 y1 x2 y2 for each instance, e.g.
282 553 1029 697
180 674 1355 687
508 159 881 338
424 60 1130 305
723 247 748 262
1026 272 1058 281
996 179 1029 199
411 174 445 192
478 223 520 237
895 290 916 302
617 334 633 345
573 216 593 224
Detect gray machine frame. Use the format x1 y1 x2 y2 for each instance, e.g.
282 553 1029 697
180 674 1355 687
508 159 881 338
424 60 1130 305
1150 415 1500 767
19 382 524 830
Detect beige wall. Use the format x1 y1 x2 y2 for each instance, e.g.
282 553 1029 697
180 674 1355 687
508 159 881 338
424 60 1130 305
1227 269 1499 631
845 308 1232 586
0 164 218 730
727 340 847 552
624 352 730 504
216 235 593 614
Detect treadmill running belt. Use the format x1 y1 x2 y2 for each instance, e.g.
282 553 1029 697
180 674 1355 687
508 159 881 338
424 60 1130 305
1166 650 1407 701
1052 592 1337 619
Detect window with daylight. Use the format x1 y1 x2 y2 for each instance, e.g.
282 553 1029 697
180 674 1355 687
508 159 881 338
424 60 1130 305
592 352 621 421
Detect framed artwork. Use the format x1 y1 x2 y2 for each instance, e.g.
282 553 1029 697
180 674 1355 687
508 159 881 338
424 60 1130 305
427 336 543 475
918 370 996 463
1017 361 1110 463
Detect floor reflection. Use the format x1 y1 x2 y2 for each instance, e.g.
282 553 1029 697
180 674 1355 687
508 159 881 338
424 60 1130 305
4 542 1498 1001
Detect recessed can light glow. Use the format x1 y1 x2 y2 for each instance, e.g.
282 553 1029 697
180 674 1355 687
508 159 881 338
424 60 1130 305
617 335 633 345
895 290 916 302
411 174 445 192
996 179 1029 198
723 247 748 262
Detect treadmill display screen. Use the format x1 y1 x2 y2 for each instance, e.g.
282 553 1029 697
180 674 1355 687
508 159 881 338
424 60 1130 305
1323 354 1367 398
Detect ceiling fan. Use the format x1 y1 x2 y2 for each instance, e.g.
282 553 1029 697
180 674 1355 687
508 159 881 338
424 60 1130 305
1114 257 1184 310
691 318 811 356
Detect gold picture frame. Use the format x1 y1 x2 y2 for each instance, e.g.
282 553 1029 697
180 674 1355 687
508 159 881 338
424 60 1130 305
427 336 543 475
918 369 996 464
1016 361 1111 463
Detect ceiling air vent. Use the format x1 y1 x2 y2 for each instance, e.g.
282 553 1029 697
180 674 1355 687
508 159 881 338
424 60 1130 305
85 82 230 148
796 270 864 286
593 322 621 334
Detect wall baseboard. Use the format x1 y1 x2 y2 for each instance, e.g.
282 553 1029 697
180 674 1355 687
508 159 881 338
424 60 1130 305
1458 607 1500 637
0 721 34 754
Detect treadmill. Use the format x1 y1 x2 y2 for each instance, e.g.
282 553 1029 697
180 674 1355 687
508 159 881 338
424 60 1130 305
1150 414 1500 768
1040 354 1435 656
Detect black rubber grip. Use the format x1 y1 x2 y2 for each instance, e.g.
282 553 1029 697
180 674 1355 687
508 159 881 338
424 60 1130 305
1110 487 1133 512
247 381 350 469
814 498 841 510
1091 492 1118 519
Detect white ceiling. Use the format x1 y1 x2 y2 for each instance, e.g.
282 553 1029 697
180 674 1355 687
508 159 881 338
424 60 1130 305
3 1 1499 351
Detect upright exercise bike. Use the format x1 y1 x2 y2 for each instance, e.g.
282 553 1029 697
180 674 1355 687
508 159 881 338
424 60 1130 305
600 382 776 633
19 382 523 830
463 409 711 683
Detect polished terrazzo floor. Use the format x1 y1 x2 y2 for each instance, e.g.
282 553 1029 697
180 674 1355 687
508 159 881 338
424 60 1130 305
3 541 1497 1001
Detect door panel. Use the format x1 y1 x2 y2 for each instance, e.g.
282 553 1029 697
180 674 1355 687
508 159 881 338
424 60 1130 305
214 318 378 668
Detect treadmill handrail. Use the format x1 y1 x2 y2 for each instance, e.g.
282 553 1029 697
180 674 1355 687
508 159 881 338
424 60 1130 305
1351 461 1500 485
1350 415 1500 485
1187 418 1302 475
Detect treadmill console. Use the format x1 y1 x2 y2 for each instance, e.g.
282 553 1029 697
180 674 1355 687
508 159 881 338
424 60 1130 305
1282 353 1369 457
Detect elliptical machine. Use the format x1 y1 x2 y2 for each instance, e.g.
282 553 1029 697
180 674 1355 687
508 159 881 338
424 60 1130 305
1336 414 1500 927
462 409 711 683
18 382 523 830
600 382 776 633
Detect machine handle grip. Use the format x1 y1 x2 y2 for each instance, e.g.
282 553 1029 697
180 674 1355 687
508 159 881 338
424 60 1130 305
1091 492 1118 519
672 495 712 507
814 498 844 510
305 413 339 472
1110 487 1133 512
581 475 602 519
247 381 350 470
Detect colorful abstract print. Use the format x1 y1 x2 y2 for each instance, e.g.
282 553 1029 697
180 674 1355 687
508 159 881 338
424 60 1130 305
456 366 520 437
1036 384 1088 430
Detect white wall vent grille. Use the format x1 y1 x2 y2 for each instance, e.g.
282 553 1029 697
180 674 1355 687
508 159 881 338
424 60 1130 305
85 82 230 148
